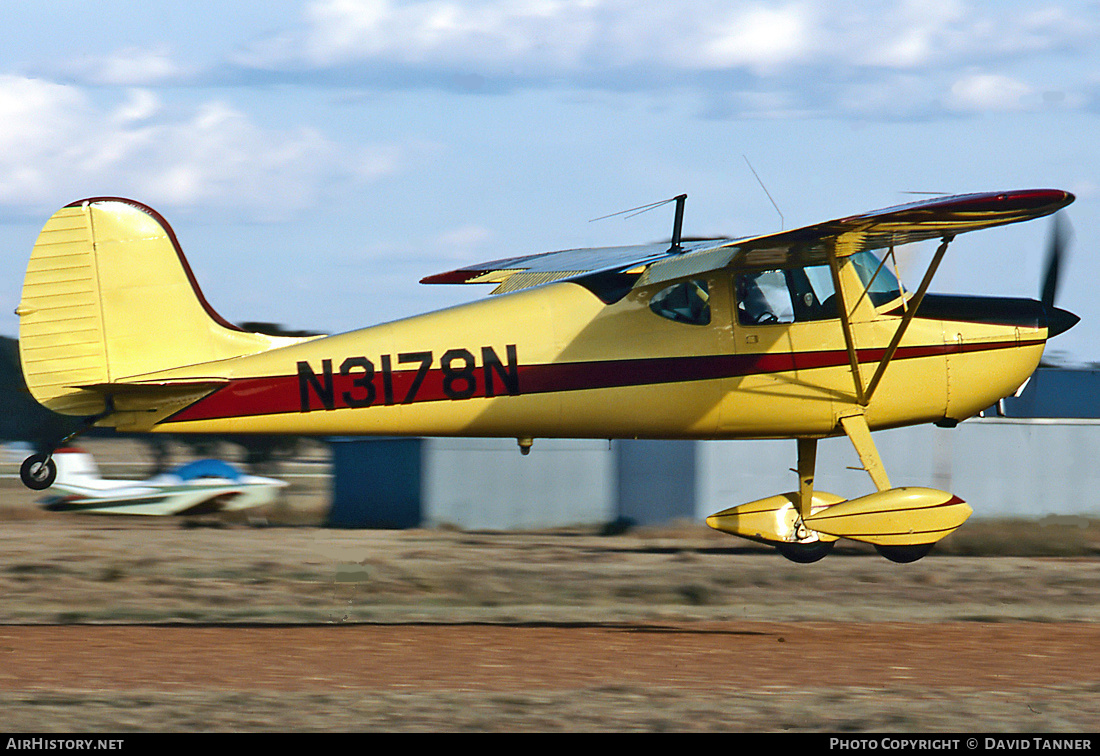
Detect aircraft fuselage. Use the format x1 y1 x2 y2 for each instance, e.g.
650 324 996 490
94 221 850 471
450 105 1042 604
131 264 1052 442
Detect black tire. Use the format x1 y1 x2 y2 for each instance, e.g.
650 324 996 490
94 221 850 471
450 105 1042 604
776 539 835 564
875 543 934 563
20 454 56 490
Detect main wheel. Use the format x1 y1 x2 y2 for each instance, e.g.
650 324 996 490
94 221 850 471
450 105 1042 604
20 454 57 490
874 543 934 563
776 539 834 564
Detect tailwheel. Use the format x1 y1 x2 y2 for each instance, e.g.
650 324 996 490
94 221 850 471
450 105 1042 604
874 543 934 563
776 539 835 564
20 453 57 490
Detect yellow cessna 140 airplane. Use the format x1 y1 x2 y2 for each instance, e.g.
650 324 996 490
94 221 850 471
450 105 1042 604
14 189 1077 562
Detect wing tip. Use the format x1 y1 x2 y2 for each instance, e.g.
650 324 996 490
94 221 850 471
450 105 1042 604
875 188 1074 218
979 188 1074 212
419 270 486 285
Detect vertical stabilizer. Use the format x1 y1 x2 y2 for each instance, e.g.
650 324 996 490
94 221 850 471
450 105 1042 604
16 198 307 416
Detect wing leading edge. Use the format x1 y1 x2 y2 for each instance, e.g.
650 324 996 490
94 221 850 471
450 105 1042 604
420 189 1074 295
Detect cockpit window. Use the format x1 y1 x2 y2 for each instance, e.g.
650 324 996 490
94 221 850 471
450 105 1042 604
649 279 710 325
737 267 836 324
736 270 795 324
736 251 906 326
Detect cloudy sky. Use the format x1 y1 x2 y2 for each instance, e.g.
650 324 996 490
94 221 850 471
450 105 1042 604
2 0 1099 362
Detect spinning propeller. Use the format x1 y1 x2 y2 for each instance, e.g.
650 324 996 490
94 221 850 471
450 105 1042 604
1039 213 1079 337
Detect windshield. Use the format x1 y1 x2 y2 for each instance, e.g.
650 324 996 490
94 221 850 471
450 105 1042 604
849 250 906 307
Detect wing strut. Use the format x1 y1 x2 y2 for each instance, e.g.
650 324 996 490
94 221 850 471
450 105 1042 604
828 234 954 407
827 245 867 405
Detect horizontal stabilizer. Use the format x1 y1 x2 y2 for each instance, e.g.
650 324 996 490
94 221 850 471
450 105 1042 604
77 379 228 430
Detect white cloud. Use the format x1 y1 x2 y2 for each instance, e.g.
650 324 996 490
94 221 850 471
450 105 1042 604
946 72 1033 112
851 0 967 69
239 0 1100 73
230 0 1100 120
62 47 195 86
237 0 824 76
694 5 816 73
112 89 162 124
0 75 404 218
0 77 93 202
240 0 601 73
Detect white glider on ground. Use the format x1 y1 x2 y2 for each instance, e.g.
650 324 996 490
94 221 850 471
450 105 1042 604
40 448 287 516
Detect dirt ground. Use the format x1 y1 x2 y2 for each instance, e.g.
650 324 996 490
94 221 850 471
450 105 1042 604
1 439 1099 732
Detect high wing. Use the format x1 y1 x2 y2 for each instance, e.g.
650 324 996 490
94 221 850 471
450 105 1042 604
421 189 1074 294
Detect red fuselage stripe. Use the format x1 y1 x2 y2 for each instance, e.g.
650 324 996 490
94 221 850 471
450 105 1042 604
165 339 1040 423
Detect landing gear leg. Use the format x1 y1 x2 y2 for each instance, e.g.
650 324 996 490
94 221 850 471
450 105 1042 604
776 438 834 564
839 413 891 491
795 437 817 517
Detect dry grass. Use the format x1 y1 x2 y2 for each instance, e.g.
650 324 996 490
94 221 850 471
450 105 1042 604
2 439 1099 731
